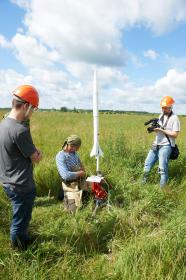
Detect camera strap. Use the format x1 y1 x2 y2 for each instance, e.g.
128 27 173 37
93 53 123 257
159 111 173 146
159 111 173 129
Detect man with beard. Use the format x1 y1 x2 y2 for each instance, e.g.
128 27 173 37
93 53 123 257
142 96 180 191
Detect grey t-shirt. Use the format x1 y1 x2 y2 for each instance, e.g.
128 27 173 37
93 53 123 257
0 117 36 191
153 113 180 147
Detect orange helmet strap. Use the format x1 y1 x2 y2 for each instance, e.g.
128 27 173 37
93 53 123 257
25 104 33 118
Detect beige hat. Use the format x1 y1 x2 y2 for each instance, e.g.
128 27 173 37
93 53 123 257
62 135 82 148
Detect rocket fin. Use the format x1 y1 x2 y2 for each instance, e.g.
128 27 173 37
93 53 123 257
90 144 103 157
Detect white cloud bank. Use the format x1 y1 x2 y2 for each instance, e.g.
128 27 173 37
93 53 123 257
1 67 186 114
23 0 186 64
10 0 186 66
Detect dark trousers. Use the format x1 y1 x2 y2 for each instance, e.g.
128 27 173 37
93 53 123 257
3 185 36 248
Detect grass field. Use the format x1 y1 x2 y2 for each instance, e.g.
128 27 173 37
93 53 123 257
0 111 186 280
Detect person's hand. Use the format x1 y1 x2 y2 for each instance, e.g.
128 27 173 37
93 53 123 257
78 170 86 178
36 149 42 162
31 149 42 163
153 128 164 133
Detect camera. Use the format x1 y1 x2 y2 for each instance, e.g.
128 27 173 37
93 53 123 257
144 118 162 133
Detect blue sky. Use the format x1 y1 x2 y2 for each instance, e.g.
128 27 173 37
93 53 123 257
122 23 186 87
0 0 186 113
0 1 24 39
0 1 26 71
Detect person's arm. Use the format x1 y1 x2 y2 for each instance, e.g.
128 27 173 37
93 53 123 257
56 153 85 181
15 128 42 162
154 116 180 138
77 155 85 171
154 128 179 138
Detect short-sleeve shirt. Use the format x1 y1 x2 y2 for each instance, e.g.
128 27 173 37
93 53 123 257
0 117 36 191
154 113 180 147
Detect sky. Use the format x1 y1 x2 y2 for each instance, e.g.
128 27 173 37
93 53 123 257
0 0 186 113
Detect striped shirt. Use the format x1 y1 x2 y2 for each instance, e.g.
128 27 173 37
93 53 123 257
56 150 82 181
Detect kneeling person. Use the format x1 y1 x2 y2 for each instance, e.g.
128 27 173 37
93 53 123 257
56 135 86 214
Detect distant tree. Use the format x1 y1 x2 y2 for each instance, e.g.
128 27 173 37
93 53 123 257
73 107 79 113
60 107 68 112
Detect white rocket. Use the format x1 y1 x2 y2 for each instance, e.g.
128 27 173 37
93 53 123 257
90 70 103 173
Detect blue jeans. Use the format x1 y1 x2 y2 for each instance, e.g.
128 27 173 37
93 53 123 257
3 185 36 248
143 145 172 187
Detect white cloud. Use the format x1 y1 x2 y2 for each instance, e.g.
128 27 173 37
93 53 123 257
144 49 159 60
139 0 186 34
66 62 129 85
0 69 32 107
0 66 91 109
10 0 30 10
88 68 186 113
24 0 125 66
109 69 186 113
0 34 11 48
17 0 186 67
1 67 186 114
8 1 186 78
11 33 61 68
154 69 186 99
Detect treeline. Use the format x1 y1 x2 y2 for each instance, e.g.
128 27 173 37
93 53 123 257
59 107 150 115
1 107 185 116
0 107 149 114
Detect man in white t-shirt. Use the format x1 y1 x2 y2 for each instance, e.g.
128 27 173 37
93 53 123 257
142 96 180 189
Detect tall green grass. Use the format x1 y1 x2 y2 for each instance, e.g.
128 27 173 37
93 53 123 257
0 111 185 280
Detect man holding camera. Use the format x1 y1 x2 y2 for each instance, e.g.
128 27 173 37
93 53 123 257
142 96 180 190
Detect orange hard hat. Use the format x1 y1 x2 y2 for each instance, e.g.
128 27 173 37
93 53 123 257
12 85 39 108
160 96 175 107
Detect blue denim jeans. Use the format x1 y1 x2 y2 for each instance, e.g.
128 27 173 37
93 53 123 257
3 185 36 248
143 145 172 187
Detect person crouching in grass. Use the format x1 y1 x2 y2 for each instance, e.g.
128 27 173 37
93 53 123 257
56 135 87 214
